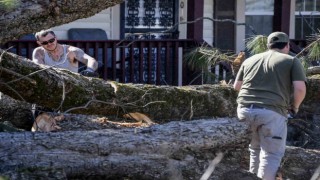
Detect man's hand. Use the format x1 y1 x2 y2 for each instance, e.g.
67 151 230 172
80 68 99 77
288 106 299 118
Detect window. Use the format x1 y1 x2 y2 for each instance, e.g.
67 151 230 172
119 0 179 84
296 0 320 11
245 0 274 37
295 0 320 39
246 0 274 12
121 0 179 39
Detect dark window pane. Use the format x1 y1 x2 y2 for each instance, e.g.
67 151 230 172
317 0 320 11
305 0 315 11
295 0 305 11
295 15 320 39
295 17 303 39
245 15 273 38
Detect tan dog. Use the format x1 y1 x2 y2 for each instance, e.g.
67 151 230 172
31 113 64 132
123 112 155 125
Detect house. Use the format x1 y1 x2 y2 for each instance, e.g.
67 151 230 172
3 0 316 85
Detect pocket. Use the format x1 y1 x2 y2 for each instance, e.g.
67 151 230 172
262 135 285 154
260 125 283 152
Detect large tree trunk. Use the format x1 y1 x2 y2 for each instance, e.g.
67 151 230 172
0 0 123 44
0 118 249 179
0 118 319 180
0 50 237 122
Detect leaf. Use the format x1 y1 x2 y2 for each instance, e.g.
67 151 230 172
184 44 233 71
306 31 320 61
245 35 268 55
0 0 20 11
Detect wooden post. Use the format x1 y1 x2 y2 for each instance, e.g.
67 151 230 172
187 0 204 41
273 0 291 34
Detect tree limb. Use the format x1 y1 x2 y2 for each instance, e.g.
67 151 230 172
0 0 124 44
0 50 238 121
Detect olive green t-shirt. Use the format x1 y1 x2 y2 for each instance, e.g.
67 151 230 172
236 50 306 116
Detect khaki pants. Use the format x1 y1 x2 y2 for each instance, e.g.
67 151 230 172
237 105 287 180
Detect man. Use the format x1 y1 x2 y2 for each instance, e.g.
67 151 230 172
31 29 99 119
32 29 98 77
233 32 306 180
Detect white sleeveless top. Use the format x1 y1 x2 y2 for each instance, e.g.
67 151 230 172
43 45 78 73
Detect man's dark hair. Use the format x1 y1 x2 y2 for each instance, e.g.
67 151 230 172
268 42 288 49
35 29 55 41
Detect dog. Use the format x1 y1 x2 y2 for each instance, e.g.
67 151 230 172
123 112 155 125
31 113 64 132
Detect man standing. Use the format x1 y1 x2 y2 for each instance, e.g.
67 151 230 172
32 29 98 77
233 32 306 180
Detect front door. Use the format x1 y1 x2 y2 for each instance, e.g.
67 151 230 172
119 0 179 85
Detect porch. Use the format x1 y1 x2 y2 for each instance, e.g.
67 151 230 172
2 39 202 86
1 38 307 86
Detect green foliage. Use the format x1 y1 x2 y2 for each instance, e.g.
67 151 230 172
0 176 9 180
184 31 320 83
300 56 310 71
306 32 320 61
0 0 20 11
184 44 233 71
245 35 268 55
184 44 235 84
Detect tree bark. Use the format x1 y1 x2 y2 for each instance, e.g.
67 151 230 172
307 66 320 75
0 50 238 122
0 118 249 179
0 118 319 180
282 147 320 180
0 94 33 131
0 0 123 44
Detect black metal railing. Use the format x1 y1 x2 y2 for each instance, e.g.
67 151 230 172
2 39 199 85
2 39 308 85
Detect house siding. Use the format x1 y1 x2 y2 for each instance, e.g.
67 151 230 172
51 0 215 45
52 9 112 40
203 0 214 45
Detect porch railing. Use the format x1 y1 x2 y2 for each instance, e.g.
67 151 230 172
2 39 199 86
2 39 308 86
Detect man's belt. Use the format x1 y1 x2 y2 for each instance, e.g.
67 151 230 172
241 104 265 109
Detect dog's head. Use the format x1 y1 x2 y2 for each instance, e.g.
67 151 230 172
32 113 64 132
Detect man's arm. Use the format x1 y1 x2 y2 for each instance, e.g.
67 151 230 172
291 81 306 112
233 62 244 91
83 53 98 71
70 46 98 71
233 80 243 91
32 48 45 64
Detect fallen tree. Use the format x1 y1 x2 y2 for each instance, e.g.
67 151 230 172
0 0 123 44
2 1 318 179
0 50 237 122
0 118 319 180
0 4 320 176
2 50 320 126
1 50 320 179
0 118 250 179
